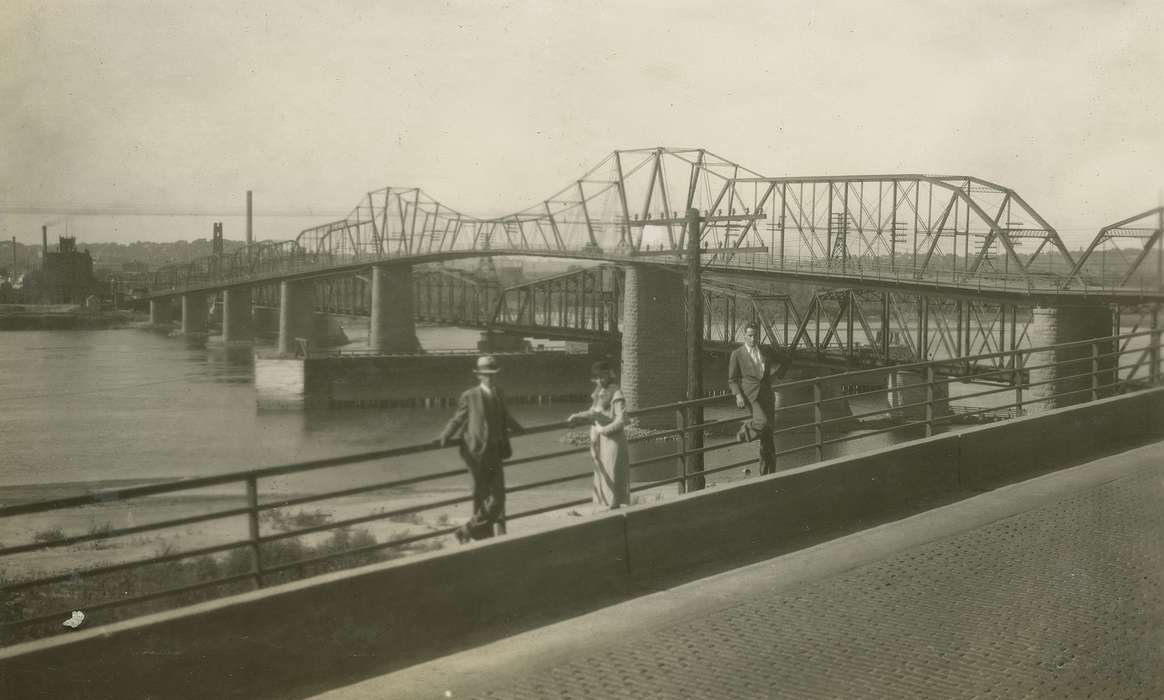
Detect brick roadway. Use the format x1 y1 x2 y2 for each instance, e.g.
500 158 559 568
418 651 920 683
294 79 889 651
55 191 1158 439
314 442 1164 699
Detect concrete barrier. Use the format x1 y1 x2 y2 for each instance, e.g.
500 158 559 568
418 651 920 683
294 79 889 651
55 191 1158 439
0 514 629 700
958 387 1164 491
623 434 960 580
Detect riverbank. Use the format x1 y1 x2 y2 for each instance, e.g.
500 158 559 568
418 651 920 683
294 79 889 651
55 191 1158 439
0 304 145 330
0 477 643 582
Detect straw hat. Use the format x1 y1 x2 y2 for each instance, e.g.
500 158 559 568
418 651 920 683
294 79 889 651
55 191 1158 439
474 355 501 374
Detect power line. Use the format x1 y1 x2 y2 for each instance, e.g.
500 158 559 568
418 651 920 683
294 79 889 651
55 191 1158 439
0 206 348 218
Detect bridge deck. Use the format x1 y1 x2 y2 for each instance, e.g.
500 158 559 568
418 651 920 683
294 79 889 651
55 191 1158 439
314 439 1164 699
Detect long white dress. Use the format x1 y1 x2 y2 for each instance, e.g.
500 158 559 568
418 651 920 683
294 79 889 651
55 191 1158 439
587 385 630 509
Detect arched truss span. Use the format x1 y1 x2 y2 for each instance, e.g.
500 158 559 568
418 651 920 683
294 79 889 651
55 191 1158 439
293 148 1076 281
148 148 1113 294
1068 207 1163 289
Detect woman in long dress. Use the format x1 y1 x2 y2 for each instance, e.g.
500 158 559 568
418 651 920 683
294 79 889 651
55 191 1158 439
567 361 630 510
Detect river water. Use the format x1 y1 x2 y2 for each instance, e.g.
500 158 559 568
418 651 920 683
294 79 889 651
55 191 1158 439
0 328 578 489
0 326 953 503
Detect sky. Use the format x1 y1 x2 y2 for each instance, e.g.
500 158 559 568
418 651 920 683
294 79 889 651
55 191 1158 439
1 0 1161 248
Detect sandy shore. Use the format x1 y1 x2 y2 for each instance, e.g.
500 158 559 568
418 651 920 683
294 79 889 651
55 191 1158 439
0 478 674 583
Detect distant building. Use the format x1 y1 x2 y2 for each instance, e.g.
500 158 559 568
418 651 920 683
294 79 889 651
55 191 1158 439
26 237 100 304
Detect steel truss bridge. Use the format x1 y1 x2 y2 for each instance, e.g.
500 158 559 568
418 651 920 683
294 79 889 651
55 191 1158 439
144 148 1163 302
141 148 1163 369
250 263 1159 378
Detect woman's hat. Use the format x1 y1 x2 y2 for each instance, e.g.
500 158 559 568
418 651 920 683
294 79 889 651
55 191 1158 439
590 360 615 377
474 355 501 374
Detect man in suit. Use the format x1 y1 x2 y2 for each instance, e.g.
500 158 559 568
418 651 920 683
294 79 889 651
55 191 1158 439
728 321 784 475
438 355 524 542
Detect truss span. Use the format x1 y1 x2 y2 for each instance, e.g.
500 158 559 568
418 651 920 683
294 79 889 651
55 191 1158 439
145 148 1163 300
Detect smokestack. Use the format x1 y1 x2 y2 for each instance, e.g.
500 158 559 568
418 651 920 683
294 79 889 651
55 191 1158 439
246 190 253 246
10 237 15 267
42 225 47 259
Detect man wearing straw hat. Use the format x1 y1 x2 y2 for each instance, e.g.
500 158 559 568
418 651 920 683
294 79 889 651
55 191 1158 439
438 355 524 542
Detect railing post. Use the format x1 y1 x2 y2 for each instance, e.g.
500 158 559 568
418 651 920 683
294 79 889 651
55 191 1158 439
676 408 688 495
1089 340 1098 400
924 364 935 437
1012 349 1024 417
1151 321 1162 385
687 404 705 491
245 476 264 590
812 380 823 461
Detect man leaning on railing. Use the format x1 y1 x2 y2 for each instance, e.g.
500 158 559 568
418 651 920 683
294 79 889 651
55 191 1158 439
437 355 524 543
729 321 788 476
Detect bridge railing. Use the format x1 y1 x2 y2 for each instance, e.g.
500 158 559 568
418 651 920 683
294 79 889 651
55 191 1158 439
144 241 1160 302
1 329 1161 644
696 252 1158 296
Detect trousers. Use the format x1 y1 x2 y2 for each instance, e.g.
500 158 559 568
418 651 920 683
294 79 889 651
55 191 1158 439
740 391 777 475
460 441 506 540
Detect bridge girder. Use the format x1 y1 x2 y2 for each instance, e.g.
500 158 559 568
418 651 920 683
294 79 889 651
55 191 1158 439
1068 206 1164 289
141 150 1163 305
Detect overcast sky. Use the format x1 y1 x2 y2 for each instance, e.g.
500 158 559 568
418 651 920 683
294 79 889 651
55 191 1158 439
1 0 1160 247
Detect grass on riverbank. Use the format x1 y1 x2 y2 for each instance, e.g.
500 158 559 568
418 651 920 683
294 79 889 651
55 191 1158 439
1 525 443 647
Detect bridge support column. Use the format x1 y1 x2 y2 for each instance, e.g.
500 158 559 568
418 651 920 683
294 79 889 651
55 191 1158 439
619 266 686 429
222 288 253 345
149 299 173 327
773 368 857 429
478 331 529 353
370 265 420 354
181 294 208 335
1026 304 1116 411
278 281 317 356
887 370 951 421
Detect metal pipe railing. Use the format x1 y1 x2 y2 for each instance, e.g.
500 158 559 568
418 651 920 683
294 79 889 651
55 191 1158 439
1 329 1161 643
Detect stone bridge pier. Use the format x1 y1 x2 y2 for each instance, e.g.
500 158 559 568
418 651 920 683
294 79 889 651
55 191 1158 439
1026 304 1116 411
222 288 253 345
370 264 420 353
278 281 317 356
181 293 208 336
149 299 173 327
619 266 686 429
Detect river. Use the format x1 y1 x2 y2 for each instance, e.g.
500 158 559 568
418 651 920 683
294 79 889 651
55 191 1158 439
0 325 982 502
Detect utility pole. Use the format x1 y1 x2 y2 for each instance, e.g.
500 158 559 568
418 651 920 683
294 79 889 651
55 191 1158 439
629 206 767 492
685 206 705 491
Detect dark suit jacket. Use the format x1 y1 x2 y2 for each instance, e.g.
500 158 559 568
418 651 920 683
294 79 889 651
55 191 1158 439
439 385 524 460
728 344 783 403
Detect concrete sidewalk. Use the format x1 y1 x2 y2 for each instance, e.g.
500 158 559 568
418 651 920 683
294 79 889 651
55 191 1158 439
312 440 1164 699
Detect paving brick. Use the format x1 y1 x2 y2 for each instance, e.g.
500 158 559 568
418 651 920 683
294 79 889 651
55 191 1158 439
468 463 1164 699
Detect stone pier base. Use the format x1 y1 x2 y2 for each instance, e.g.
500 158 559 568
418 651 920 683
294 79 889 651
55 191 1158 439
619 266 686 429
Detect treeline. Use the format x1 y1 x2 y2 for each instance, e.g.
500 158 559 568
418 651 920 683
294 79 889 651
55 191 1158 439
0 239 251 274
84 239 249 267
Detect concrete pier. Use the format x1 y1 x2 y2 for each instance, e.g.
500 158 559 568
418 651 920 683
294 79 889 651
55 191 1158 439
254 352 595 410
278 281 317 356
887 369 952 421
369 264 420 353
180 294 207 335
772 368 857 429
253 306 279 338
148 299 173 327
479 331 531 353
222 288 253 345
1026 305 1116 411
619 266 686 428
